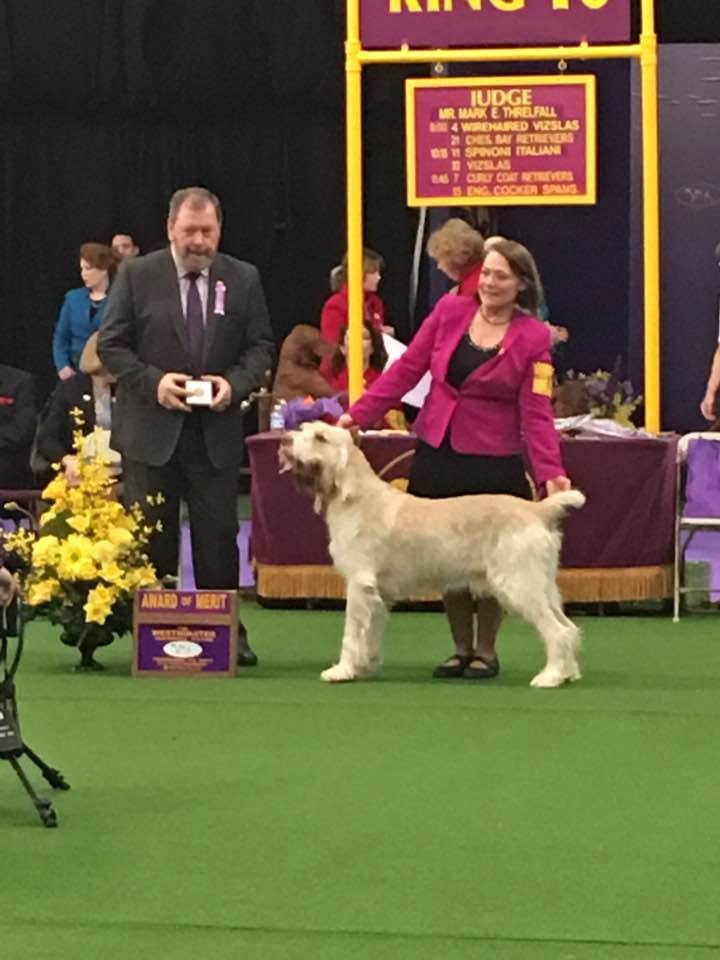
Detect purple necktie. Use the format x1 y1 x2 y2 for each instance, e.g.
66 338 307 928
185 272 205 374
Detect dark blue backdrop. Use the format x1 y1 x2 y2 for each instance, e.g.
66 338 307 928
0 3 718 421
630 45 720 432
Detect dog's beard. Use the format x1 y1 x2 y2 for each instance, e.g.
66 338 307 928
279 445 337 504
294 460 333 499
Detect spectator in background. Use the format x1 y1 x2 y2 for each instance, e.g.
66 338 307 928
484 235 568 347
36 332 117 486
426 217 485 296
53 243 119 381
111 233 140 260
701 241 720 422
328 321 388 394
0 364 36 488
701 347 720 423
320 247 393 381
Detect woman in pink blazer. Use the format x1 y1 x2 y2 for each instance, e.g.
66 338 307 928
340 239 570 681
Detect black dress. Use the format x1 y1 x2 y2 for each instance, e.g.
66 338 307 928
407 334 532 501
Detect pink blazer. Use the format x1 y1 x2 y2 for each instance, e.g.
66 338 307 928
349 294 565 485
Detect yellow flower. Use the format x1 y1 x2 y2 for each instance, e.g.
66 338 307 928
67 514 91 534
73 558 98 580
108 527 133 548
126 565 158 589
43 476 68 502
92 539 117 563
67 488 87 514
57 534 96 580
84 584 116 625
4 528 34 562
114 512 138 532
31 535 61 567
27 579 61 606
5 408 162 638
99 561 126 587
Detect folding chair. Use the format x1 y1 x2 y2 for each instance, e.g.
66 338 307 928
673 433 720 621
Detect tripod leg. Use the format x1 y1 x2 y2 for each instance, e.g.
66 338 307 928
8 756 58 827
22 745 70 791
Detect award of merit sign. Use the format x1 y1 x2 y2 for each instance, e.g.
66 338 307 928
405 76 596 207
360 0 631 49
133 590 238 678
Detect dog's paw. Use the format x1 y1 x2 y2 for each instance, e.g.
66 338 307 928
530 666 575 689
356 658 381 679
321 662 357 683
565 660 582 683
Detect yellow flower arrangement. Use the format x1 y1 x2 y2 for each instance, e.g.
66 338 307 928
2 413 160 670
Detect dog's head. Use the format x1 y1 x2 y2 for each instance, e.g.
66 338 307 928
280 324 335 367
552 381 590 419
279 422 358 513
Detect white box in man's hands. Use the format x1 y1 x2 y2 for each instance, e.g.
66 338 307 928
186 379 213 406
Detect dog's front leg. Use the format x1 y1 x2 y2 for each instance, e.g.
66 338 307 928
321 579 384 682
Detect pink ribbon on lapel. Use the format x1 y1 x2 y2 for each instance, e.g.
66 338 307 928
214 280 226 316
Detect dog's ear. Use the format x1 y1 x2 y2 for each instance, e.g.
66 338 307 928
335 443 363 505
312 454 342 513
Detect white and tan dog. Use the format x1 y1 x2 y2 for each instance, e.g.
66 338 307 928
279 422 585 688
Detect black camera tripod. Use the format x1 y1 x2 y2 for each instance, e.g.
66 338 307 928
0 602 70 827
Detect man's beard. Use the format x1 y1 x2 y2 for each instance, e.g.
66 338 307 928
176 247 216 272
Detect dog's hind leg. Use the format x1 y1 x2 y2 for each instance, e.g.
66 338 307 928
493 577 580 689
321 579 387 682
547 583 582 683
526 606 581 688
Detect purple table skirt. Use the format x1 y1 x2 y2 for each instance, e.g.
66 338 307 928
247 432 677 570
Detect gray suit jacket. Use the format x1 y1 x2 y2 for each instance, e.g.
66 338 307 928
97 248 275 468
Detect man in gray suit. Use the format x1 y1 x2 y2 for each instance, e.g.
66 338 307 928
98 187 275 665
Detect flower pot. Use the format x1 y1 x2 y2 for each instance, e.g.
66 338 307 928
75 625 114 672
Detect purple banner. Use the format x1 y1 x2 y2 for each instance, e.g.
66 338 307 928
361 0 631 49
407 77 595 206
135 622 232 674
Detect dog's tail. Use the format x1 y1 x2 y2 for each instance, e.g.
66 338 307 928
536 489 586 526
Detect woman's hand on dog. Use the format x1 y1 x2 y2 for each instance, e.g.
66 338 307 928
546 476 572 496
337 413 356 429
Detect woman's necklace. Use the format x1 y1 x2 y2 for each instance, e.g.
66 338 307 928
478 305 510 327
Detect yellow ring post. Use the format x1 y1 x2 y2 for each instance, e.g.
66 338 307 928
359 42 641 65
640 0 661 432
346 0 365 404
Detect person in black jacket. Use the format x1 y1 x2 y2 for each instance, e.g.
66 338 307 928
0 364 36 489
36 332 116 485
98 187 274 667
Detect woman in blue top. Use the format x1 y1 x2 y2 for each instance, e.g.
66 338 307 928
53 242 119 380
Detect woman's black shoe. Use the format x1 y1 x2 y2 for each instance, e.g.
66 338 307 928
432 654 473 679
463 655 500 680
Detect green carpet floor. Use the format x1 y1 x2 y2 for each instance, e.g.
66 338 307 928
3 606 720 959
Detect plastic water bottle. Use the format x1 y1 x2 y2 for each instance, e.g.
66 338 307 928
270 401 286 431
